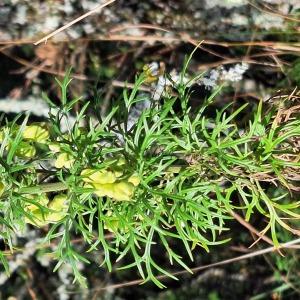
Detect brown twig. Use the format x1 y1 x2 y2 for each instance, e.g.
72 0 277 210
229 210 274 246
70 237 300 293
0 49 151 91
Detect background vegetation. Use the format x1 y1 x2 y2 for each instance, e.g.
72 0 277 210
0 0 299 299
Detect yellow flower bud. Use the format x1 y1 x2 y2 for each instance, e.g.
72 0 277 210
49 142 61 153
113 170 123 178
55 153 74 169
104 217 120 232
92 183 115 198
143 64 159 84
15 142 36 158
74 127 87 137
23 124 49 143
25 194 68 226
112 181 135 201
25 194 49 211
46 211 66 222
128 174 140 187
48 194 68 210
81 169 116 184
116 157 126 166
25 210 48 227
61 133 72 141
24 194 49 227
88 181 135 201
47 194 68 222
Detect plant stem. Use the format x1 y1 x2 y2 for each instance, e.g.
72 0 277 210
19 182 68 194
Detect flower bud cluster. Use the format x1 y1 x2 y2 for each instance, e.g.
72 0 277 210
24 194 68 227
0 123 49 158
81 157 140 201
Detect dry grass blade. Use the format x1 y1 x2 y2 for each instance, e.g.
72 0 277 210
109 23 171 33
34 0 117 45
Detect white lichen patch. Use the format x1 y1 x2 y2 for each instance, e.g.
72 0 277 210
253 13 284 30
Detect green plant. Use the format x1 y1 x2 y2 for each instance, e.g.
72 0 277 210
0 63 299 288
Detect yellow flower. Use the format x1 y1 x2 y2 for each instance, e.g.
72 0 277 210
81 159 140 201
87 181 135 201
23 124 49 143
15 142 36 158
25 209 48 227
24 194 68 227
112 181 135 201
81 169 116 184
128 174 140 187
25 194 49 211
104 156 126 177
143 62 165 84
48 194 68 210
116 157 126 166
24 194 49 227
55 153 75 169
74 127 87 138
104 213 129 233
92 183 115 198
47 194 68 222
113 170 123 178
104 217 120 232
48 142 61 153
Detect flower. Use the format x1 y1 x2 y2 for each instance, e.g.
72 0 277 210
49 142 61 153
112 181 135 201
25 209 48 227
104 216 120 232
81 169 116 184
0 130 4 143
143 62 161 83
15 142 36 158
25 194 49 211
24 194 68 227
55 153 75 169
23 124 49 143
91 183 115 198
47 194 68 222
0 124 49 159
81 161 140 201
24 194 50 227
128 174 140 186
90 181 135 201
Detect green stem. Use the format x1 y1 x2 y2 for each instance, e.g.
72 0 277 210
20 182 68 194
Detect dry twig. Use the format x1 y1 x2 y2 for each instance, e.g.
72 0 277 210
70 237 300 293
